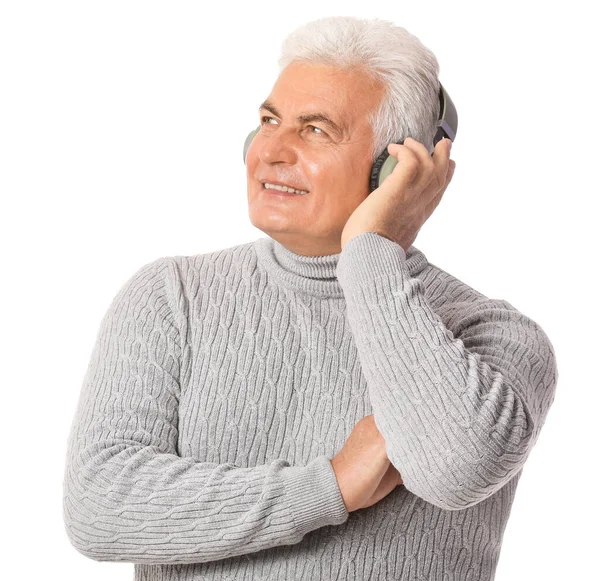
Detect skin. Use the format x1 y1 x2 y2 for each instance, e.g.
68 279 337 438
246 60 456 257
245 60 456 512
246 60 387 256
331 414 404 513
340 136 455 251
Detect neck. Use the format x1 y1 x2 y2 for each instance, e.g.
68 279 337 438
264 232 343 257
253 234 428 299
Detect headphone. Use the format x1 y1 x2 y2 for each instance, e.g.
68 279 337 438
243 82 458 193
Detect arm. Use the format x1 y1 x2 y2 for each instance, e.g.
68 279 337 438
336 232 558 511
62 258 348 565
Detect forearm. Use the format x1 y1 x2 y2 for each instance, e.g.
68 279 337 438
336 232 558 510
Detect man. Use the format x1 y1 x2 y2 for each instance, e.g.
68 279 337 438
63 16 558 581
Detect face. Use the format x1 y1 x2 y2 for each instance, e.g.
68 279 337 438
246 60 386 256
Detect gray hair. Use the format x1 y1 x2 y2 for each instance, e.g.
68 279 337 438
277 16 441 162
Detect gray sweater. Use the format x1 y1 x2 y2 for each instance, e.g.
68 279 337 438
63 231 558 580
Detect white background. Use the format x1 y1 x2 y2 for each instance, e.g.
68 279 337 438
1 1 597 579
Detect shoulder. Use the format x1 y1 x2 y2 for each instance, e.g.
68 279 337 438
418 259 521 328
419 260 555 359
419 259 491 306
126 241 260 316
167 240 258 281
128 240 257 289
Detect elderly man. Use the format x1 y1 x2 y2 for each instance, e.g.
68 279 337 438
63 16 558 581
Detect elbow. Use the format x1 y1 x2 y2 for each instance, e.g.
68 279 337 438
63 459 125 563
433 467 526 511
63 487 120 563
401 470 506 512
396 443 532 512
419 398 540 511
400 473 488 512
64 531 112 563
418 480 497 512
63 508 114 562
63 492 136 563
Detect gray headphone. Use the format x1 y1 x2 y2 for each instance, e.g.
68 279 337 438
243 83 458 193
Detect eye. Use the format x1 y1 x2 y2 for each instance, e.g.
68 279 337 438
260 116 278 125
307 125 327 136
259 116 328 137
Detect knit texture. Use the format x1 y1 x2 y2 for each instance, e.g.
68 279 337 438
63 232 558 580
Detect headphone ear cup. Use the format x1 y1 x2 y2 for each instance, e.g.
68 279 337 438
243 127 261 164
369 149 389 192
369 142 402 192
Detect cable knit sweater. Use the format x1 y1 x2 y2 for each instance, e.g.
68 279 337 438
62 231 558 581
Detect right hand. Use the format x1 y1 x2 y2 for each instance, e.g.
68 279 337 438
330 414 404 513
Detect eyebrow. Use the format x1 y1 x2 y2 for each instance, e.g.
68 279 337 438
258 100 345 137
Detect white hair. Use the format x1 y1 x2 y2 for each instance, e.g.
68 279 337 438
278 16 441 162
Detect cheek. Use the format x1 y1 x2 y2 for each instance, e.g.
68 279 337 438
303 152 354 192
245 144 259 175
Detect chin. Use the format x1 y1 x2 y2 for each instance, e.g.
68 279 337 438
248 208 291 233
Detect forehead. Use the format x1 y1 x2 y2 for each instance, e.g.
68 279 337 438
267 61 385 134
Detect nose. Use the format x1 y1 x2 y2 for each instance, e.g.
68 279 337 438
257 127 298 165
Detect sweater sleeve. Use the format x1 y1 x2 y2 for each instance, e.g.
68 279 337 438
62 257 348 565
335 232 558 511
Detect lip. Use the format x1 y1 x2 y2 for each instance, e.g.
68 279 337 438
262 182 310 198
259 179 309 193
261 183 309 198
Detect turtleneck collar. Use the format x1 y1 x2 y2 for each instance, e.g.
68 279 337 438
253 235 429 299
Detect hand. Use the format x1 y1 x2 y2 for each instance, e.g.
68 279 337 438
331 414 403 513
358 462 403 511
340 137 456 252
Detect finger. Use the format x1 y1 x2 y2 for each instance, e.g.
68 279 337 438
403 137 440 197
380 142 421 191
398 136 431 158
387 137 431 163
424 178 449 217
401 136 435 175
432 137 453 191
384 139 431 195
424 158 454 217
447 159 456 183
361 464 401 508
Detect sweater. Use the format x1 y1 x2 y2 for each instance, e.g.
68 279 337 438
62 231 558 581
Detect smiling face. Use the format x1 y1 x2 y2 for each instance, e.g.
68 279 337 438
246 60 386 256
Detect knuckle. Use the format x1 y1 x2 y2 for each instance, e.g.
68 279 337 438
405 152 419 165
405 156 420 174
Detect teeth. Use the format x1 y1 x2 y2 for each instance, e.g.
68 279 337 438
264 182 309 195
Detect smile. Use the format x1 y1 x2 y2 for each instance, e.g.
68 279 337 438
263 182 309 195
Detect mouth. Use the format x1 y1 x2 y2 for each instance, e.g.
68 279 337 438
260 180 310 196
